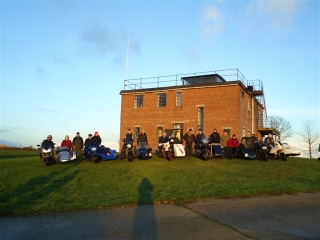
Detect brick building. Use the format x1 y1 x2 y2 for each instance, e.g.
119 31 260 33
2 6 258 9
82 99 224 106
119 69 278 150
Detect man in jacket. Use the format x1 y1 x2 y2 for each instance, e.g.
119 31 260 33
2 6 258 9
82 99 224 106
72 132 84 155
137 129 148 146
183 128 196 158
210 128 220 144
220 130 229 158
92 131 102 146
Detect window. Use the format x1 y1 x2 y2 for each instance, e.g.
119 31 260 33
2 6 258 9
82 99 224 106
156 93 166 107
157 126 163 138
134 95 143 109
242 128 246 137
134 127 140 138
176 92 182 106
248 98 251 111
173 123 184 141
197 107 204 130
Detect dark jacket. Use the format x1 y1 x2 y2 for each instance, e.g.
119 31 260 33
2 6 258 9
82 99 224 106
72 136 84 150
183 133 196 144
137 133 148 145
158 136 169 143
210 132 220 143
84 138 92 148
170 136 180 144
92 135 102 146
124 133 134 144
196 133 206 143
41 139 55 149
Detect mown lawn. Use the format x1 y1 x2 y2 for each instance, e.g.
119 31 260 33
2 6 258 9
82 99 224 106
1 149 319 216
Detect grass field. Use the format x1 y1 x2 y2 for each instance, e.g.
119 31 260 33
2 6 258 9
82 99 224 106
1 149 319 217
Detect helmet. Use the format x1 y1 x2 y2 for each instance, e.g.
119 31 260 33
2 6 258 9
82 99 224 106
47 135 52 140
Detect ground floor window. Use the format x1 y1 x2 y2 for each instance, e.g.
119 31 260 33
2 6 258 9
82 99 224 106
157 126 163 138
134 126 141 138
197 107 204 130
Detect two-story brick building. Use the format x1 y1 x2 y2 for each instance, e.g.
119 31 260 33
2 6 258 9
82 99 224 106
119 69 278 150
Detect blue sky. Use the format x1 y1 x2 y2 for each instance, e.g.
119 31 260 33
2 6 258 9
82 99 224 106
1 0 319 155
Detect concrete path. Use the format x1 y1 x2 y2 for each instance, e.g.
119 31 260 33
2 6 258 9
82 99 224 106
1 192 319 240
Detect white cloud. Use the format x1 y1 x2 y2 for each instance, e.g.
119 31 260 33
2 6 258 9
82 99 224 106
246 0 300 32
201 6 226 38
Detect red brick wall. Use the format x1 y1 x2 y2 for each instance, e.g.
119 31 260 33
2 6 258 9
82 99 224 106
120 84 262 150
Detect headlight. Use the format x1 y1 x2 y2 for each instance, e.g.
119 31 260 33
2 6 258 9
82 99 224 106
92 147 96 151
127 144 131 148
245 153 249 157
262 146 267 150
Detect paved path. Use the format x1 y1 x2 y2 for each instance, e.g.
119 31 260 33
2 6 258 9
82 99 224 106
1 192 319 240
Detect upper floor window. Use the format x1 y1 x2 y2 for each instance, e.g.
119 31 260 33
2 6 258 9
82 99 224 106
156 93 166 107
176 92 182 106
248 98 251 111
134 95 143 109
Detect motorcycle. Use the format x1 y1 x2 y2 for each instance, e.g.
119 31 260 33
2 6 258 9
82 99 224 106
84 141 100 163
158 141 173 161
37 141 56 166
137 142 152 160
255 141 268 162
120 138 136 162
56 147 76 163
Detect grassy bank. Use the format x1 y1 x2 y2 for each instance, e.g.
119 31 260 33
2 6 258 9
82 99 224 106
1 149 319 216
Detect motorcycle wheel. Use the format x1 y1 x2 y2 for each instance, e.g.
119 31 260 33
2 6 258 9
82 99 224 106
120 149 126 159
202 150 210 161
261 151 268 162
91 156 100 163
128 151 133 162
166 151 173 161
280 152 287 161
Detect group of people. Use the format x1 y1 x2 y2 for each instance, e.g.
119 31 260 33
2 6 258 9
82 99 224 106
41 131 102 155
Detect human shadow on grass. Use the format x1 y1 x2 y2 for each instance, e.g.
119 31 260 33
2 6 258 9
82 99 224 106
0 166 79 216
131 177 157 240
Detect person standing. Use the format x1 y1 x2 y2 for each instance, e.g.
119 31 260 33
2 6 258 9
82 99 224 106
210 128 220 144
84 134 93 149
92 131 102 146
72 132 84 155
220 130 229 158
137 129 148 146
183 128 196 158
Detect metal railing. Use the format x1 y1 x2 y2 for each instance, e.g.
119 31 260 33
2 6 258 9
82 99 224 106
123 68 258 90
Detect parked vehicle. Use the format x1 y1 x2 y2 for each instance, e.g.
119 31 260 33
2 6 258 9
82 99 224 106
255 141 268 161
56 147 76 163
99 145 118 161
37 141 56 166
195 138 223 161
120 138 136 162
239 137 257 160
282 143 301 157
84 141 100 163
171 141 185 157
159 141 173 161
267 139 287 161
137 142 152 160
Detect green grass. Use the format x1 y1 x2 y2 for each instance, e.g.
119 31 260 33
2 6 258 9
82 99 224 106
1 149 320 216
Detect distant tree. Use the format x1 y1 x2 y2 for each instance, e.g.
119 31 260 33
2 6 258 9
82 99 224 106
269 115 293 140
297 120 320 159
